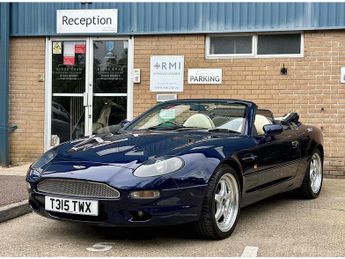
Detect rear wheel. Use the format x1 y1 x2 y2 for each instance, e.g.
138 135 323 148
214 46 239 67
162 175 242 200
298 150 323 199
195 165 240 239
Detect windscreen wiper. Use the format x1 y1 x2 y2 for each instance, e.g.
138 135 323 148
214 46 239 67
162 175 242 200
208 128 240 134
146 125 184 130
70 136 110 152
145 121 185 130
146 125 203 131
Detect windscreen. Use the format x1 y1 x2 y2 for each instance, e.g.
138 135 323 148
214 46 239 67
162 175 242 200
126 101 247 133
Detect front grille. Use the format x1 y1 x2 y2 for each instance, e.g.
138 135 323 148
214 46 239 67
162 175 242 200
37 179 120 199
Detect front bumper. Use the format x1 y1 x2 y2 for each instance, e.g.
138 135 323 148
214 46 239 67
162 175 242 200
28 185 207 227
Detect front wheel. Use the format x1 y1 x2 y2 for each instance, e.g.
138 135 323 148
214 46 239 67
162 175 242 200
194 165 241 239
298 150 323 199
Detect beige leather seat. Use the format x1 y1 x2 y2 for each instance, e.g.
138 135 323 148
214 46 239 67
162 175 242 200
92 105 112 133
183 114 215 129
255 114 272 135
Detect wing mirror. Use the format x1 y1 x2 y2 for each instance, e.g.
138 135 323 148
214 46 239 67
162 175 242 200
263 124 283 137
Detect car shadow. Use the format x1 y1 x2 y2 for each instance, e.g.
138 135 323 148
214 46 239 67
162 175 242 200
50 191 310 242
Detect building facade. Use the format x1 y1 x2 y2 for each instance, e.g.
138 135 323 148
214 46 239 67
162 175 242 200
1 2 345 177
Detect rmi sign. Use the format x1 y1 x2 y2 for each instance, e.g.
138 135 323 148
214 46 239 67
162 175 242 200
150 56 184 92
56 9 118 34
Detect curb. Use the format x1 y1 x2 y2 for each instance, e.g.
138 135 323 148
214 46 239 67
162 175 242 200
0 200 31 223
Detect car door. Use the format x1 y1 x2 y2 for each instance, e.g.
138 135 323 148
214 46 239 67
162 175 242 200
243 115 301 194
255 127 301 186
241 125 302 206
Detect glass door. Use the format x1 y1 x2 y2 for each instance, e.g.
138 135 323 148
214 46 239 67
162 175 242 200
48 38 130 147
51 40 87 146
88 39 128 136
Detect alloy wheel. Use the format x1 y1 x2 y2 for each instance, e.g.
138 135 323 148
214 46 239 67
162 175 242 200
214 173 239 232
309 152 322 194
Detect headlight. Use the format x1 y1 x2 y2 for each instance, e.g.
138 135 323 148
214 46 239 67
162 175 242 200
133 157 184 177
31 150 57 170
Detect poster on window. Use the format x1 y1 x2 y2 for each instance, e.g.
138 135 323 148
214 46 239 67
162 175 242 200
75 43 86 54
52 41 85 86
150 56 184 92
53 42 62 54
63 42 75 65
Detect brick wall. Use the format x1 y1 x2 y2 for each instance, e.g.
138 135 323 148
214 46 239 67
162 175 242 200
7 32 345 177
133 31 345 178
8 37 45 165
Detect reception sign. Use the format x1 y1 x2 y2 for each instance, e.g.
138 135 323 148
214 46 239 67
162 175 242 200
57 9 118 34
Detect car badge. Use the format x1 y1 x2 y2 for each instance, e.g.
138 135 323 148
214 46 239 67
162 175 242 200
73 165 86 170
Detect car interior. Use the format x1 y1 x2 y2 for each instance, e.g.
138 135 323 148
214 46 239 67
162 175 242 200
177 105 247 132
132 103 300 136
180 107 299 137
180 107 275 135
183 113 216 129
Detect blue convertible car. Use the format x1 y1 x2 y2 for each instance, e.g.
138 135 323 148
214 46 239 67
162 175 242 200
26 99 323 239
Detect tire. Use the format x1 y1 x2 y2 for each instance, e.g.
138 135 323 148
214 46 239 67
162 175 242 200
194 165 241 239
298 149 323 199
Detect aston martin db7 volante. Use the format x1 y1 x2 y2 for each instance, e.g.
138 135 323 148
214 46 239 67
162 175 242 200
26 99 323 239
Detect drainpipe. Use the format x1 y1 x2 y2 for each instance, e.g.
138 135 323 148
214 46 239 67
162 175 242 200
0 3 10 166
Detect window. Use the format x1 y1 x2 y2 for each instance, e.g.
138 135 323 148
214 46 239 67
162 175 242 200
126 101 248 133
209 36 253 55
257 34 301 55
206 33 303 58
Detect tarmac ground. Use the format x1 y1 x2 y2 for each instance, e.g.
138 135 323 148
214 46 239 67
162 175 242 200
0 178 344 257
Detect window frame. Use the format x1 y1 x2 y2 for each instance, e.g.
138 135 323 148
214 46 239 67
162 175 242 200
205 33 255 58
206 32 304 59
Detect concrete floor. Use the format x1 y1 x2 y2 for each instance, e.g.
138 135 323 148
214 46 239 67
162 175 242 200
0 179 344 257
0 175 27 206
0 163 31 176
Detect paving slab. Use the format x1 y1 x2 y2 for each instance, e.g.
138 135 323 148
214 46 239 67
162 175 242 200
0 175 27 207
0 163 31 176
0 174 30 223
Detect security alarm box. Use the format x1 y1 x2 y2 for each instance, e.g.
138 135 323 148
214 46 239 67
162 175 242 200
133 69 141 83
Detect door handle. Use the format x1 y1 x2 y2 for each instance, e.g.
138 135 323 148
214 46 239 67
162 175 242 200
83 92 88 107
291 141 300 149
242 153 258 162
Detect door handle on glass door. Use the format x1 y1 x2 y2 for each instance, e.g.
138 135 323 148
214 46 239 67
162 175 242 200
83 92 88 107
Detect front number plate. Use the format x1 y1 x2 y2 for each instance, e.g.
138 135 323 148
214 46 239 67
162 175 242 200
45 196 98 216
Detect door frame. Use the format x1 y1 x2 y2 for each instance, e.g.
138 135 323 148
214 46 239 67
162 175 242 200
44 36 134 151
